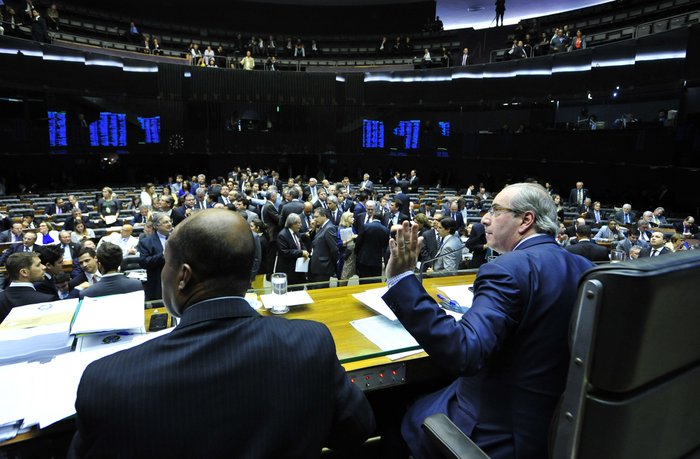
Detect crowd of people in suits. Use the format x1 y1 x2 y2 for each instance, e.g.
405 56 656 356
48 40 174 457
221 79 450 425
1 171 697 318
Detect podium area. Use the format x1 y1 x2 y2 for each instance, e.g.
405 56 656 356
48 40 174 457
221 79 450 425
0 272 476 457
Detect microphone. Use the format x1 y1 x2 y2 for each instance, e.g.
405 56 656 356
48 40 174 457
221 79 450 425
417 238 468 283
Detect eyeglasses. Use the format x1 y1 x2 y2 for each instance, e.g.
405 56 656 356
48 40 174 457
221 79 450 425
487 205 517 217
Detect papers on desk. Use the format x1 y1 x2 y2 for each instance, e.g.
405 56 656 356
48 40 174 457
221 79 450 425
0 298 79 365
437 285 474 320
0 328 173 432
295 257 309 273
260 290 314 310
351 287 396 321
350 315 423 361
438 285 474 309
70 290 146 336
125 269 147 282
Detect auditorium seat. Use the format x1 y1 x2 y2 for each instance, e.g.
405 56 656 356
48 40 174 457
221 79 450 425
422 251 700 458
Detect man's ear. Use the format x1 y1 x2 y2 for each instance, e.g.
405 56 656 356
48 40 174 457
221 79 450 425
178 263 193 291
518 210 536 234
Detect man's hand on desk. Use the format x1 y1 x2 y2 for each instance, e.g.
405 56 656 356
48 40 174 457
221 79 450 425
386 221 422 279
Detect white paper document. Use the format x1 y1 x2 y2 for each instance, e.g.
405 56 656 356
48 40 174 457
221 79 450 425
260 290 314 309
351 287 396 321
295 257 309 273
438 285 474 309
339 227 354 242
70 290 146 335
350 315 423 360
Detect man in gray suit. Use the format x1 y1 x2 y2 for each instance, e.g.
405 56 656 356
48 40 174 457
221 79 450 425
308 207 339 288
429 217 463 272
80 242 143 298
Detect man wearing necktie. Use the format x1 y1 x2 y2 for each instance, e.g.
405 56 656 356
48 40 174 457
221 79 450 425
640 232 669 257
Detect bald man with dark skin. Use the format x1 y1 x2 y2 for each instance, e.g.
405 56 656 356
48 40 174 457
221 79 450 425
69 210 374 458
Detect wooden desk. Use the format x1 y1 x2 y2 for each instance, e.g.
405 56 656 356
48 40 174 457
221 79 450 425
256 274 476 371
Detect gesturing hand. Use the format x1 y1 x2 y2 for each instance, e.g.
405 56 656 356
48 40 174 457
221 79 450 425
385 221 422 279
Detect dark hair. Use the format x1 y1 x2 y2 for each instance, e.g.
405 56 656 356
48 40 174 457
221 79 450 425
6 252 37 280
438 217 457 234
575 225 592 238
54 272 71 284
38 245 63 266
78 247 96 259
391 198 403 211
96 242 123 272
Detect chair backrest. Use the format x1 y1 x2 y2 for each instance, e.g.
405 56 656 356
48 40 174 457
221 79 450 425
553 251 700 459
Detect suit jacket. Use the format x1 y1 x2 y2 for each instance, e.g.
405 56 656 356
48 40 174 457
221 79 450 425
446 212 465 233
276 228 307 285
31 15 49 43
675 222 699 235
327 208 342 227
0 286 57 323
355 220 389 268
614 211 637 225
173 206 195 226
382 235 593 459
44 203 70 216
382 212 409 228
279 200 304 228
568 188 590 206
408 175 420 193
565 240 609 262
0 229 22 244
137 233 165 300
586 209 606 223
261 202 281 242
639 246 671 257
433 234 462 271
464 223 488 268
309 222 339 277
68 297 374 458
358 180 374 193
616 237 649 255
419 228 440 268
58 242 81 260
0 243 37 266
79 274 144 299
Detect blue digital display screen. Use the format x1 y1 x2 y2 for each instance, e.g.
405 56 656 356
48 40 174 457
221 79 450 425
362 120 384 148
138 116 161 144
439 121 450 137
393 120 420 149
48 111 68 147
89 112 127 147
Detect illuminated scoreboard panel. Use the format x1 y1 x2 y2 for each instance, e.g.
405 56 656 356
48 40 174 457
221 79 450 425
89 112 127 147
138 116 161 144
48 111 67 147
362 120 384 148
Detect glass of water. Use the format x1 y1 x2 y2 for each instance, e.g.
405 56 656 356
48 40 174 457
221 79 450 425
270 273 288 314
610 250 625 263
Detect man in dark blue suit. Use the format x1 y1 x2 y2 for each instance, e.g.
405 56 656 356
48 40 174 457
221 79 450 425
565 225 610 262
1 252 57 323
137 212 172 300
382 183 593 459
80 242 143 298
308 207 339 288
68 209 374 458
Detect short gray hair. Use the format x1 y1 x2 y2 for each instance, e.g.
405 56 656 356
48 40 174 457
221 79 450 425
285 213 301 228
152 212 169 229
507 183 559 236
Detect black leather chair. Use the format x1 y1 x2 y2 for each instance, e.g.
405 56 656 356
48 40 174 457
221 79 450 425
423 251 700 458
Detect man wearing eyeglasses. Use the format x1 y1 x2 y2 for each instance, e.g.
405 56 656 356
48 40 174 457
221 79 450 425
382 182 594 459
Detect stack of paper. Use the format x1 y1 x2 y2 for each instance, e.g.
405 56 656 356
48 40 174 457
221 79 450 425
70 290 146 336
260 290 314 310
351 287 395 320
0 298 79 365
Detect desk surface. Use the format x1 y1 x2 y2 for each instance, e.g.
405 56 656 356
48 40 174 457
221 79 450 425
257 275 476 371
